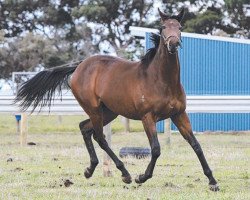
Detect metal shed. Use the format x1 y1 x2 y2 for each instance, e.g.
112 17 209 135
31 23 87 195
130 27 250 132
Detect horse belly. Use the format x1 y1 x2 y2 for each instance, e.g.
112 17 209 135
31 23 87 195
102 98 140 120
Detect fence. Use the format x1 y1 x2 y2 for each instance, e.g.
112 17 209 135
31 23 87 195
2 94 250 132
0 92 113 176
2 95 250 114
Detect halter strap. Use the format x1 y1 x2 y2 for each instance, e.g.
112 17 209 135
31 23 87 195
153 32 183 49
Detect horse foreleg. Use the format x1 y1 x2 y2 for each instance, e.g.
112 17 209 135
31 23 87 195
79 119 99 178
171 111 219 191
90 110 132 184
135 113 160 184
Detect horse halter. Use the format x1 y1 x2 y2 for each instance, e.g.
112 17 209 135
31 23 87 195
161 33 182 54
160 26 183 53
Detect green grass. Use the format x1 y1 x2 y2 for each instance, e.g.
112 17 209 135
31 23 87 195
0 115 250 199
0 114 144 134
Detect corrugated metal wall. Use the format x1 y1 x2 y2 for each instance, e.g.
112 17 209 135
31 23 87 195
179 37 250 95
145 32 250 131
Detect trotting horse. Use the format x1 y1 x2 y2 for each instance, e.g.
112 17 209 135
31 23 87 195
15 9 219 191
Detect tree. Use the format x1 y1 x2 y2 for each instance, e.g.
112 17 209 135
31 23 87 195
72 0 154 54
161 0 249 38
224 0 250 38
0 33 52 79
0 0 249 81
0 0 155 79
0 0 98 79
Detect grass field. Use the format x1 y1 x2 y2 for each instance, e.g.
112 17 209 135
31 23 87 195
0 115 249 200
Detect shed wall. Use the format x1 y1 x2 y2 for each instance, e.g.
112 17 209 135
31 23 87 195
145 32 250 131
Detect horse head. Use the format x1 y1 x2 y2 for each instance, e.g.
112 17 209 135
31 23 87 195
158 8 185 54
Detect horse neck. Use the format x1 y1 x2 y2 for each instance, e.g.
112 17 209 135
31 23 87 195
149 40 180 86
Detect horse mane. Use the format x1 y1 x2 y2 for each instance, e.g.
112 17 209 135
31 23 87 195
141 32 161 68
140 14 182 68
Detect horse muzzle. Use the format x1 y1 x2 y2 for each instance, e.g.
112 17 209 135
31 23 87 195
163 35 181 54
167 44 179 54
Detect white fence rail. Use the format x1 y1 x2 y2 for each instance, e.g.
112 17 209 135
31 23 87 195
1 95 250 114
186 96 250 113
0 94 83 115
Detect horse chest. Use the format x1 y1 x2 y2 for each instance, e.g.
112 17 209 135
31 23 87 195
136 83 186 119
154 97 186 118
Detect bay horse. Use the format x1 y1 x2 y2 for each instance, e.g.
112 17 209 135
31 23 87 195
15 9 219 191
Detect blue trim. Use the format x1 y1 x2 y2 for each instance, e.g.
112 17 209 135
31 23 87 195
15 115 21 122
156 121 164 133
171 113 250 132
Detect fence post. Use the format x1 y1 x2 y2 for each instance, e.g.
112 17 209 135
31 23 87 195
15 114 21 134
124 118 130 132
121 117 130 132
103 123 112 177
165 119 171 144
20 113 28 146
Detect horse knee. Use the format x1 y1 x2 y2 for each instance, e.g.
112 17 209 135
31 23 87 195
152 145 161 158
79 120 93 137
79 119 90 130
91 159 99 167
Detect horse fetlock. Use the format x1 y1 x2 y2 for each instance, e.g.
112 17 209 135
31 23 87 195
90 159 99 167
204 169 212 177
84 167 93 179
135 174 147 184
122 174 132 184
116 161 125 170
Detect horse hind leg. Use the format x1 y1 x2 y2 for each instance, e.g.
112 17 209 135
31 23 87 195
90 106 132 184
79 106 118 179
79 119 98 178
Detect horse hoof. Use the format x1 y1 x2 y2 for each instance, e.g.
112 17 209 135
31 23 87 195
122 175 132 184
84 168 92 179
135 174 145 184
209 184 220 192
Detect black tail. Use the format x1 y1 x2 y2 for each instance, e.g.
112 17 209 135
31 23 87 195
14 66 77 112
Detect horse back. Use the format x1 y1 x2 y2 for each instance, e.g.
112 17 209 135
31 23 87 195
70 55 143 118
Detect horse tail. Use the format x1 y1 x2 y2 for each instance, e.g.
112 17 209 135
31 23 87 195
14 66 77 112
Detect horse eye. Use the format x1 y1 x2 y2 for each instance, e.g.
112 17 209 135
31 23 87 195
161 25 166 29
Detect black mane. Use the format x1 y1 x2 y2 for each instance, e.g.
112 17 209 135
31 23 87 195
140 14 182 67
141 32 160 68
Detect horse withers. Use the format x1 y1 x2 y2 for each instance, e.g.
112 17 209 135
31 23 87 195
15 8 219 191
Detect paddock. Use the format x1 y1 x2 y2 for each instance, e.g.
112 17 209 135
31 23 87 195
1 27 250 199
0 115 249 199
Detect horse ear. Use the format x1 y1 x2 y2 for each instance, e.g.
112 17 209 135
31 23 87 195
176 8 185 22
158 8 170 21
